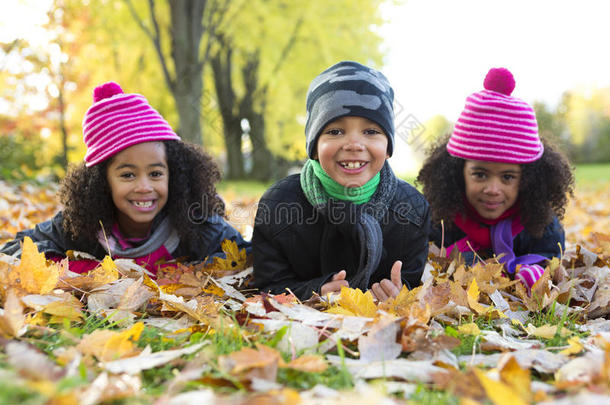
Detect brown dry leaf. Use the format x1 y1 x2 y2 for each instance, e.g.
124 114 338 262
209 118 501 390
400 304 432 352
281 355 328 373
0 289 25 337
326 286 377 318
159 293 218 324
61 256 119 291
219 343 282 382
473 368 528 405
117 277 156 312
9 237 59 294
588 272 610 318
499 356 532 403
6 341 65 381
358 315 401 362
77 322 144 362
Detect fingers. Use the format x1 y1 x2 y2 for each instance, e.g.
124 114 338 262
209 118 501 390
321 271 349 296
371 282 387 302
332 270 347 281
390 261 402 288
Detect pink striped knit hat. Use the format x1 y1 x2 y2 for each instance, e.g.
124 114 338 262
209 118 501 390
447 68 543 164
83 82 180 166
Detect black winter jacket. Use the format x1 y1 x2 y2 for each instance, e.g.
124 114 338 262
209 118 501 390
429 216 565 265
0 211 250 262
252 174 431 300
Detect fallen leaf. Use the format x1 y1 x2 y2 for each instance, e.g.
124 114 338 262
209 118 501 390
499 356 532 403
9 237 59 294
358 315 401 363
467 278 489 315
474 368 528 405
326 286 377 318
0 289 25 337
525 323 557 339
77 322 144 362
458 323 481 336
560 336 584 356
281 355 328 373
102 342 207 374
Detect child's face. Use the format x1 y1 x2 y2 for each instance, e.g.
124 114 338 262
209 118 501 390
106 142 169 238
314 116 389 188
463 160 521 220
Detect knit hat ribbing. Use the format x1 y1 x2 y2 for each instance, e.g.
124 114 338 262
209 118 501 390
447 68 543 164
305 61 395 158
83 82 180 166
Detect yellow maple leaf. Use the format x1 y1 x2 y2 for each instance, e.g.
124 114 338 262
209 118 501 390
96 255 120 283
525 323 557 339
559 336 584 355
458 322 481 336
203 239 249 274
326 286 377 318
77 322 144 362
467 278 489 315
9 237 59 294
499 356 532 403
474 368 528 405
43 299 84 323
0 289 25 337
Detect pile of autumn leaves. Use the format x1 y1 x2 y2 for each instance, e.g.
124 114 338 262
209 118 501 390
1 181 610 404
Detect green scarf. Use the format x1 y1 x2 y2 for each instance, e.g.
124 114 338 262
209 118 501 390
308 160 379 204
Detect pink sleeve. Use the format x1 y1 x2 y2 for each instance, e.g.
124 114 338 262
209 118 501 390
516 264 545 290
48 254 99 274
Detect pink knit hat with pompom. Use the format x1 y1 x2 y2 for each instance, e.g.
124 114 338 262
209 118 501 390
447 68 543 164
82 82 180 166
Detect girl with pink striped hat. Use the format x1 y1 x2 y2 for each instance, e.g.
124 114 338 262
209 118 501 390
1 82 250 276
417 67 574 290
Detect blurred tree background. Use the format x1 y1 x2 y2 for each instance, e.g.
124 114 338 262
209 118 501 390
1 0 609 183
0 0 385 181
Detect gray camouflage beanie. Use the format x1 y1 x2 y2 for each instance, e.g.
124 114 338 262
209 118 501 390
305 61 395 158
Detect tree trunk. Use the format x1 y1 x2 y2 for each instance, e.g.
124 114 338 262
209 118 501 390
239 53 274 181
211 45 245 179
57 82 69 169
168 0 205 144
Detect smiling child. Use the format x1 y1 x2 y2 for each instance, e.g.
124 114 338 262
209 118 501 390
1 82 250 275
252 61 431 301
417 68 574 290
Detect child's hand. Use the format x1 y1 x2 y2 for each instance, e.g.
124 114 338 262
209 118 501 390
371 260 402 302
321 270 349 296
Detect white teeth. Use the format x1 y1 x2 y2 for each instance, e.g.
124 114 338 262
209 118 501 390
342 162 364 169
133 201 153 208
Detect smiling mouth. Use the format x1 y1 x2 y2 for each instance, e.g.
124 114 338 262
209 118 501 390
339 161 366 169
132 200 154 208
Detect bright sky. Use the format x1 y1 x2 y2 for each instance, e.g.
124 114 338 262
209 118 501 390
381 0 610 173
2 0 610 174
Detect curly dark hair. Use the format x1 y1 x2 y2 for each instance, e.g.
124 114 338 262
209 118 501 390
59 140 225 252
416 136 574 238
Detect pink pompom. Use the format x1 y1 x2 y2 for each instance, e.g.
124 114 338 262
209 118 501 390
93 82 123 102
483 68 515 96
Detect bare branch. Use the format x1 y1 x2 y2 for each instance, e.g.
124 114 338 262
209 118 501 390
123 0 175 91
148 0 175 90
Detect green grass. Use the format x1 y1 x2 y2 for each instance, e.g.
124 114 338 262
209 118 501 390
407 384 462 405
217 180 271 200
574 163 610 189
